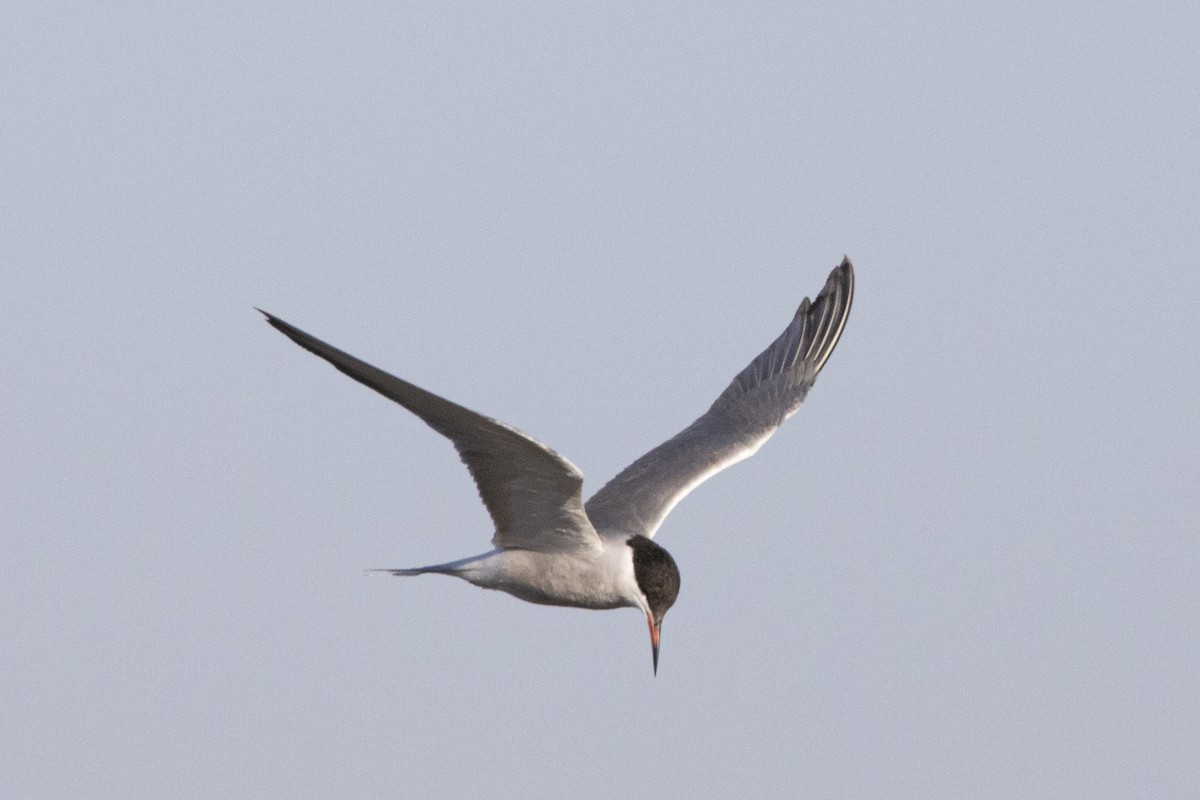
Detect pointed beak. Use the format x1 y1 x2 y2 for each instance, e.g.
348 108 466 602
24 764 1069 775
646 612 661 675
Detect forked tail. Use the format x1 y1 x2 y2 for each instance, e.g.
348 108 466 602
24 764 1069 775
366 553 492 578
367 566 457 577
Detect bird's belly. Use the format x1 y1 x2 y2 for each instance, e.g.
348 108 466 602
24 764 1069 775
468 550 628 611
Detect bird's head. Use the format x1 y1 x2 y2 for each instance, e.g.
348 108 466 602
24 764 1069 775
627 535 681 675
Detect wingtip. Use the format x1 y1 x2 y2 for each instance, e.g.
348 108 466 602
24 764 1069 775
830 256 854 301
836 256 854 281
796 256 853 317
257 308 296 337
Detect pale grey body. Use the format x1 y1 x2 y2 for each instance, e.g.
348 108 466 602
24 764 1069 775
260 257 854 671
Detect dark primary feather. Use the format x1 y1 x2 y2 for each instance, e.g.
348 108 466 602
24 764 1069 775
584 258 854 539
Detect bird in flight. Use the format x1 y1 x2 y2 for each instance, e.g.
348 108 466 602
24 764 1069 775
260 257 854 673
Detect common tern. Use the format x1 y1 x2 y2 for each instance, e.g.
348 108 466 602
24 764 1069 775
260 258 853 673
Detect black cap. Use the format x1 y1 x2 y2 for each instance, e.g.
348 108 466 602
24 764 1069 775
628 535 680 625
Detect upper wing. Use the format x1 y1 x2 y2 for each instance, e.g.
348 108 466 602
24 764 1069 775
584 258 854 539
260 311 600 553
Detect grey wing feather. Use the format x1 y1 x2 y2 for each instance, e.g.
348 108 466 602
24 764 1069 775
585 258 854 539
260 311 599 553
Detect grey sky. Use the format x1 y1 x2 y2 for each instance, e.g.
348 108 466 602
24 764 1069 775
3 3 1198 798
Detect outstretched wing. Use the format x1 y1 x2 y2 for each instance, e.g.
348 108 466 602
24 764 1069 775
584 258 854 539
260 311 600 553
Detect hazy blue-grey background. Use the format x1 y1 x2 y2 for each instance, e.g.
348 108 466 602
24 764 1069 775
3 3 1197 798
